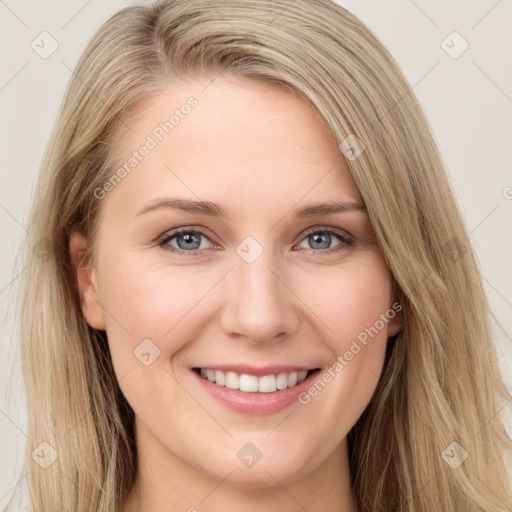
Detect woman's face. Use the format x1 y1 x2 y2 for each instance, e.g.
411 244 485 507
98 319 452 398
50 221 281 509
72 74 402 492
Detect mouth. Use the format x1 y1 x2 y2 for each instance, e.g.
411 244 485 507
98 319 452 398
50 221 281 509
192 367 321 393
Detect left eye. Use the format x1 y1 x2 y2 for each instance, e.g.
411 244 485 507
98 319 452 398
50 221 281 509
297 229 353 252
158 228 353 254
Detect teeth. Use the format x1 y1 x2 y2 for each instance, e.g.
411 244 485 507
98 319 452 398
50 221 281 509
239 373 259 392
225 371 239 390
214 370 225 386
276 373 288 390
258 375 276 393
197 368 312 393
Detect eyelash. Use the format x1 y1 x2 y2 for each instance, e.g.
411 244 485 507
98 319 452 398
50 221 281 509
157 226 355 256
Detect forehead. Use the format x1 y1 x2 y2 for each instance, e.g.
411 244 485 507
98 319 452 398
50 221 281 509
105 74 363 217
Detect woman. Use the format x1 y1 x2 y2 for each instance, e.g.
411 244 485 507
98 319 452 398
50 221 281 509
19 0 512 510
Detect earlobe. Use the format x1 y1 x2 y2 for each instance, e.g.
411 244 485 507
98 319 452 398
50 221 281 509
69 232 106 330
387 286 404 338
386 307 404 338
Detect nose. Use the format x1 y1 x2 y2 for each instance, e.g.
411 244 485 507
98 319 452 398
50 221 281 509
219 247 299 345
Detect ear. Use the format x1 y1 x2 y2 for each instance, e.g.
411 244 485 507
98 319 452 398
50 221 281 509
69 232 106 330
386 287 404 338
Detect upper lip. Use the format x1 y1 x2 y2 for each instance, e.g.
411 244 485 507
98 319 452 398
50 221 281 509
192 364 319 377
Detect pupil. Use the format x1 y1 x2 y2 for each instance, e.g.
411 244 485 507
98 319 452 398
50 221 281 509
311 232 330 249
178 232 201 250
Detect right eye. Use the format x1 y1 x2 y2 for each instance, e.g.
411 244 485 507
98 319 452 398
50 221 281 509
158 228 216 255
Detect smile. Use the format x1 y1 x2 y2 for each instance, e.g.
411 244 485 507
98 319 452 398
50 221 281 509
194 367 315 393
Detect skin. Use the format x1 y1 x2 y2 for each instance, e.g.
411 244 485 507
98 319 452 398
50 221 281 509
70 74 403 512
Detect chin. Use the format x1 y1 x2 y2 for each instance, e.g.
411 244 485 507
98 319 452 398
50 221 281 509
195 446 314 489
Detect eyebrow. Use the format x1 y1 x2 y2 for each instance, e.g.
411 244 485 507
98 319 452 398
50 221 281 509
135 197 367 219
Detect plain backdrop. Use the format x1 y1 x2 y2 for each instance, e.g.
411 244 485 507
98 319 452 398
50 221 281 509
1 0 511 507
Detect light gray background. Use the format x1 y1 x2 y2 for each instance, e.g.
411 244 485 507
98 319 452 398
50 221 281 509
1 0 511 507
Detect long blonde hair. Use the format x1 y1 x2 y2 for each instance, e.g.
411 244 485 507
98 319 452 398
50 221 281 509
19 0 512 510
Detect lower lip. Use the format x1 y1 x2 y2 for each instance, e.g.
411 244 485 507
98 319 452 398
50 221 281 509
192 369 321 415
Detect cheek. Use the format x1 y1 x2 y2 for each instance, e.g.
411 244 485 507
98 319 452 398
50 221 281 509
94 254 208 423
293 256 393 425
97 242 212 334
300 256 393 348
